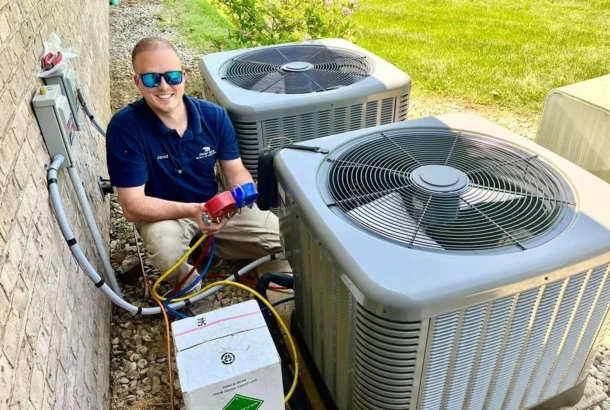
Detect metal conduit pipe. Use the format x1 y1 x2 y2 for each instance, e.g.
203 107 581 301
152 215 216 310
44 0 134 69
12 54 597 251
77 88 106 137
68 166 122 296
48 155 284 314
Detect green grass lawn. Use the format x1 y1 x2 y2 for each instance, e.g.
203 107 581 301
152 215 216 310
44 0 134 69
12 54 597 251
162 0 610 114
161 0 230 53
354 0 610 112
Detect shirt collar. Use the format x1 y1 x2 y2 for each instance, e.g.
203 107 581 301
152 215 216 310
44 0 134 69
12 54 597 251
139 94 203 136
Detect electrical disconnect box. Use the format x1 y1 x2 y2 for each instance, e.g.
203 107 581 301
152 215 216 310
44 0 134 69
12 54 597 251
44 66 83 130
32 85 75 167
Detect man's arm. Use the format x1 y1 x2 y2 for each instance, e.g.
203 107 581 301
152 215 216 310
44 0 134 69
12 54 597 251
219 157 254 189
118 185 218 232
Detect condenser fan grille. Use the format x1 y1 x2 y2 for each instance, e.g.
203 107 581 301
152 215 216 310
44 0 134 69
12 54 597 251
220 45 373 94
323 130 576 252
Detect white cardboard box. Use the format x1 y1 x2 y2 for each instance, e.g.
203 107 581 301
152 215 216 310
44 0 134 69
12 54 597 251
171 300 284 410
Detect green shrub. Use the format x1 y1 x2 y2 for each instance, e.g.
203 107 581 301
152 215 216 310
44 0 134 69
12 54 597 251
210 0 360 49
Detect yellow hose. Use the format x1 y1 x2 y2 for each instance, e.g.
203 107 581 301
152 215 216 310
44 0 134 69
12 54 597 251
198 280 299 403
152 234 208 302
151 236 299 402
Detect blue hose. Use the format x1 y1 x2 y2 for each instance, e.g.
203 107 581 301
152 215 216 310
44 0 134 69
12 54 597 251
255 272 294 308
262 297 295 312
165 304 188 319
164 238 216 318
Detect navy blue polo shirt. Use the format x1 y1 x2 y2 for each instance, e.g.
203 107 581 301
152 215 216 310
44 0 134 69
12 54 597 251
106 95 240 203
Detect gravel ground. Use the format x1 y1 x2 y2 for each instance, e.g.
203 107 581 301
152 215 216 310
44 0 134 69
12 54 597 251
107 1 610 409
109 0 205 113
108 197 253 410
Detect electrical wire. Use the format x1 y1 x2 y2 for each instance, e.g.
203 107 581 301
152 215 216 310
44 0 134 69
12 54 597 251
77 88 107 137
267 136 293 148
198 281 299 403
132 224 175 410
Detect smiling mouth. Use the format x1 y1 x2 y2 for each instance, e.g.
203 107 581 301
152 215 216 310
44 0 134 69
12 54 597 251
156 93 173 100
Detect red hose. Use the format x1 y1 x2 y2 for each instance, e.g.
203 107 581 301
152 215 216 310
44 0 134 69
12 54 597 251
167 236 289 296
167 237 213 298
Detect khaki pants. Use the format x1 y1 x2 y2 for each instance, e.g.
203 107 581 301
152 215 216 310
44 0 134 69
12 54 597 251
136 205 281 291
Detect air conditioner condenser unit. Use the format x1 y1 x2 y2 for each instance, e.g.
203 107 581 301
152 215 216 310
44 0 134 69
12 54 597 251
535 74 610 184
199 38 411 179
274 113 610 410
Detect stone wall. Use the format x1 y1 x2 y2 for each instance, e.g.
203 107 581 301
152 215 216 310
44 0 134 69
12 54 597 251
0 0 112 409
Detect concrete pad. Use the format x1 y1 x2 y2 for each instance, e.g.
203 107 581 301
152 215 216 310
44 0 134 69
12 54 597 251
558 377 608 410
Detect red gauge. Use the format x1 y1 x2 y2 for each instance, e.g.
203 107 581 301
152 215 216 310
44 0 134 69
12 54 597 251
204 191 236 219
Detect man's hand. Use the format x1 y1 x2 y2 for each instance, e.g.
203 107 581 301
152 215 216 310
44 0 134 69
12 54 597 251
118 186 210 224
117 186 232 236
200 216 230 236
192 202 230 235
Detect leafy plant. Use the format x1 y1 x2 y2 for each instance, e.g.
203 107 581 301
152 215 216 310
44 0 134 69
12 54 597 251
210 0 360 49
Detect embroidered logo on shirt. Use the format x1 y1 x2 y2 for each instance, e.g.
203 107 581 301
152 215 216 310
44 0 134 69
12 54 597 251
196 146 217 159
157 154 169 160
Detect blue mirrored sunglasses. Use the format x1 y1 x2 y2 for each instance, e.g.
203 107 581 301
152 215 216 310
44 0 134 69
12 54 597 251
138 71 184 88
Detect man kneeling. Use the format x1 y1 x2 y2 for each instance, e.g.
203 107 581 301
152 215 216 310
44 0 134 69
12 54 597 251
106 37 281 293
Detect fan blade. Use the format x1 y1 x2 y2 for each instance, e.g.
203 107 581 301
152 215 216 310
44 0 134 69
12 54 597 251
346 192 438 247
279 72 325 94
274 45 326 63
307 48 361 64
225 46 371 94
459 186 520 210
224 72 281 91
224 60 280 77
235 48 289 65
305 69 364 91
245 72 289 92
314 59 370 74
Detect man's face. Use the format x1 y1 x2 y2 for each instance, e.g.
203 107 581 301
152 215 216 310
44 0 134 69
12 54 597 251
133 47 186 115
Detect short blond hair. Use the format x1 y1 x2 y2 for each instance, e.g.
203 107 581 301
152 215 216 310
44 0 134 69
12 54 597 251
131 37 179 71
